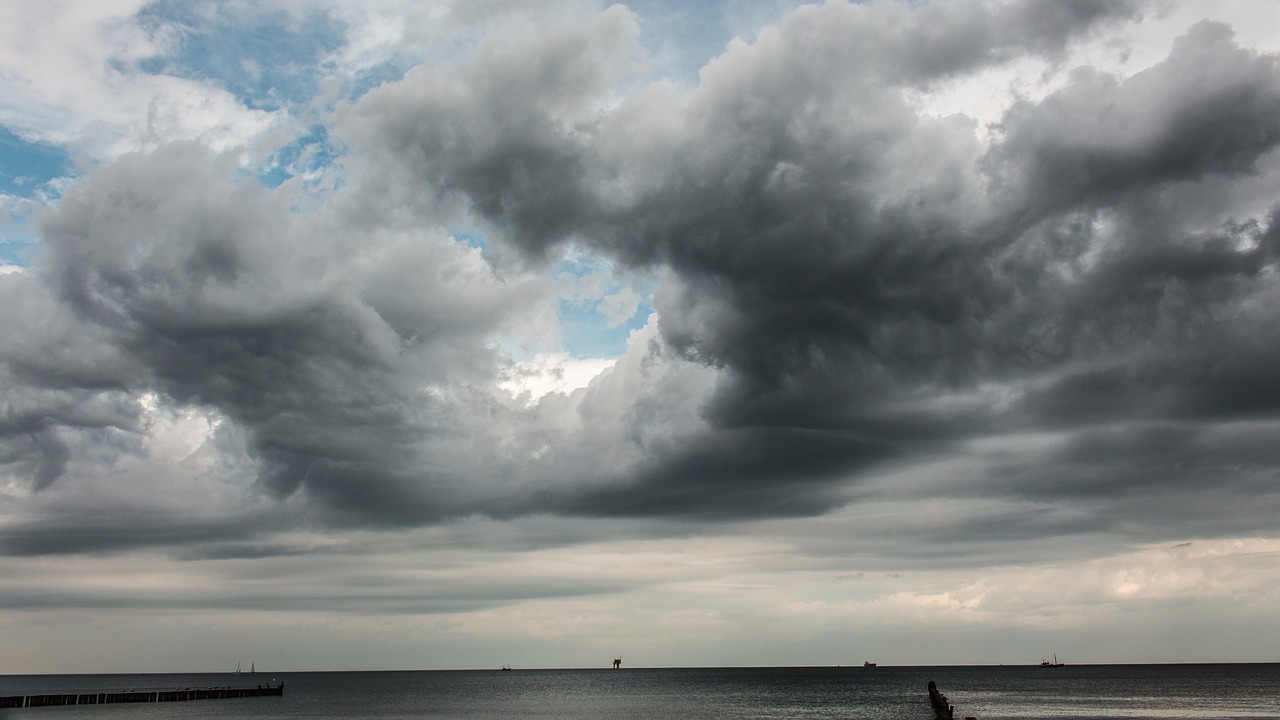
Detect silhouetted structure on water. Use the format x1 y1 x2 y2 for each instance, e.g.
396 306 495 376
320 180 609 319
928 680 976 720
1 682 283 709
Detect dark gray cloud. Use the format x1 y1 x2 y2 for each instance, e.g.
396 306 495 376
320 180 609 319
566 426 896 519
0 270 146 491
336 0 1280 528
988 21 1280 221
3 142 553 528
338 4 643 259
0 513 269 557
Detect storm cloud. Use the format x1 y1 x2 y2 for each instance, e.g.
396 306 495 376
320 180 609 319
2 0 1280 670
332 1 1280 525
5 0 1280 534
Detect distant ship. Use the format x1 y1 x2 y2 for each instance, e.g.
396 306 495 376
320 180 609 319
863 661 877 668
1039 653 1064 668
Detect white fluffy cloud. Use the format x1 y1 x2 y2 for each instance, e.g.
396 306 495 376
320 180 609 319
0 1 289 160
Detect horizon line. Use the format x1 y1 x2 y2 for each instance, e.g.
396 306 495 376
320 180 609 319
7 660 1280 676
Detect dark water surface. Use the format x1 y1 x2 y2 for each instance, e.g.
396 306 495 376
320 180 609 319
3 664 1278 720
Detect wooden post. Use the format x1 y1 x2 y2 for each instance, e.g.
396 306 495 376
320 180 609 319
927 680 955 720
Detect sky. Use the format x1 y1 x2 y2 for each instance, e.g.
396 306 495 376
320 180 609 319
2 0 1280 674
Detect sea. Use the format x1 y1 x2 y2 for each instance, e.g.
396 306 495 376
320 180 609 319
2 664 1278 720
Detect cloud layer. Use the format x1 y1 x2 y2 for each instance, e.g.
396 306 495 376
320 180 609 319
333 0 1280 527
6 0 1280 536
3 0 1280 670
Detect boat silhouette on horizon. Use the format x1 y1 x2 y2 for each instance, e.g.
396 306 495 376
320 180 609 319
1039 653 1064 668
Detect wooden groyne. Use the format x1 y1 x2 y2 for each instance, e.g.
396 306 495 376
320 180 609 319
928 680 954 720
928 680 976 720
0 683 282 709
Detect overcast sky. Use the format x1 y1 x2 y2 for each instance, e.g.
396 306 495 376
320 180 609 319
3 0 1280 674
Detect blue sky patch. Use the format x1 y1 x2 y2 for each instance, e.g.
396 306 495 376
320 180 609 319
0 191 44 266
259 124 340 188
450 229 490 253
1 243 29 266
340 61 415 107
559 301 651 358
0 127 71 198
556 253 653 358
136 1 347 112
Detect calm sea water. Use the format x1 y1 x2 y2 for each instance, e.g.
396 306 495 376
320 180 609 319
3 664 1278 720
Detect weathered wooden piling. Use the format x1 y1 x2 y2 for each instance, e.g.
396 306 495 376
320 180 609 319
0 682 283 709
928 680 954 720
927 681 977 720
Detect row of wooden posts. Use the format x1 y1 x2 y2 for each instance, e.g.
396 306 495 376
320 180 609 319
0 683 283 708
928 680 977 720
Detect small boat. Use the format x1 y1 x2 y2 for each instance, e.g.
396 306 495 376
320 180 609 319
1039 653 1064 668
501 665 512 671
234 662 242 675
863 661 877 668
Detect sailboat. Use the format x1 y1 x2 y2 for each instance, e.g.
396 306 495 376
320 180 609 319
234 662 242 674
250 662 256 675
1039 653 1064 668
